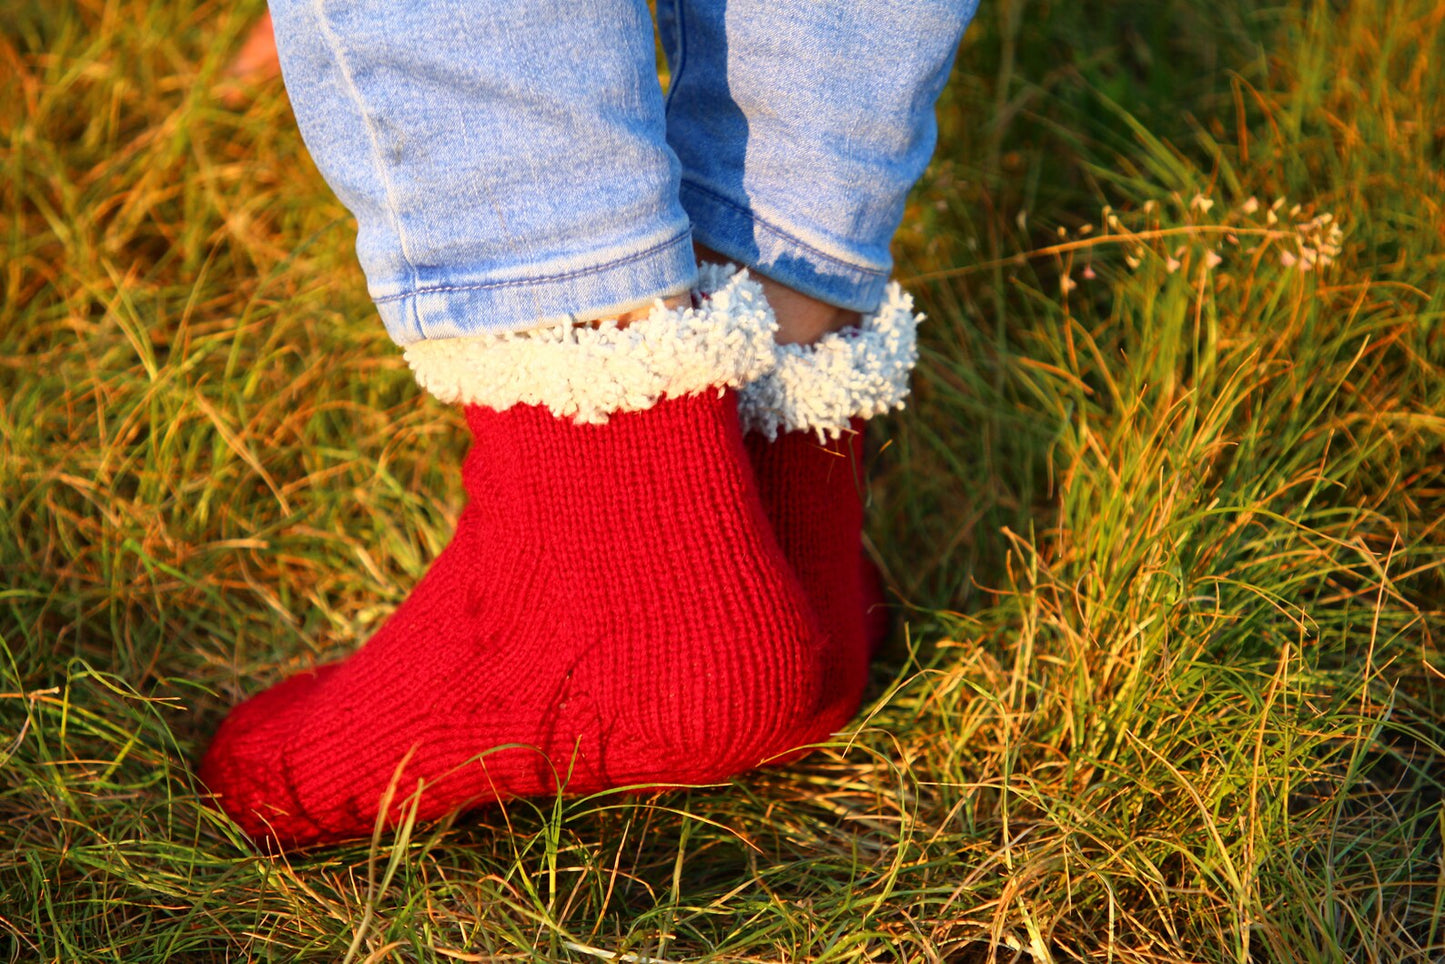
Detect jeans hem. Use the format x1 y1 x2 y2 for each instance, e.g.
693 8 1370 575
375 228 699 344
680 180 890 313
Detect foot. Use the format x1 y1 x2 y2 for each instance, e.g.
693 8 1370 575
693 243 859 345
199 277 858 849
732 283 923 672
744 421 873 712
217 13 282 108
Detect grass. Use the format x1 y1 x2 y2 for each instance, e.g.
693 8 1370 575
3 0 1443 960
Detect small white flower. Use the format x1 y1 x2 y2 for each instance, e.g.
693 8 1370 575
1204 250 1223 269
1191 194 1215 213
1241 197 1260 214
1060 274 1077 295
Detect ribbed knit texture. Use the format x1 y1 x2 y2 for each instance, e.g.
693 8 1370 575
743 418 884 717
200 390 851 849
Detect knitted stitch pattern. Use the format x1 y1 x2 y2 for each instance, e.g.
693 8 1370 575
745 419 878 711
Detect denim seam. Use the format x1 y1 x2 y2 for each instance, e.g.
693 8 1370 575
311 0 422 332
682 179 889 279
660 0 687 119
372 229 693 303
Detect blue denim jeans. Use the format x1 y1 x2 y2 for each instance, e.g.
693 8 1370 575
268 0 979 344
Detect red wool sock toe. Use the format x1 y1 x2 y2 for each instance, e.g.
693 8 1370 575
199 390 846 849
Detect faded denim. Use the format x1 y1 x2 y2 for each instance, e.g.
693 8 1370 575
268 0 979 344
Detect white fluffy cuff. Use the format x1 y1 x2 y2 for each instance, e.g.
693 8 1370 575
403 268 778 424
738 282 923 440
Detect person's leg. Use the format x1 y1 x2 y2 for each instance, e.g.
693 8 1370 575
270 0 696 338
739 287 923 667
217 11 281 108
199 1 846 850
657 0 977 318
657 0 979 668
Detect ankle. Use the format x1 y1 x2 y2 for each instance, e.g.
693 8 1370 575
694 244 859 345
608 294 691 326
757 279 860 345
576 293 692 329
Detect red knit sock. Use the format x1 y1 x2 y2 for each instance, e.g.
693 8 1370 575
200 270 859 849
744 420 879 721
737 283 923 672
860 553 891 657
200 391 849 848
746 424 896 669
